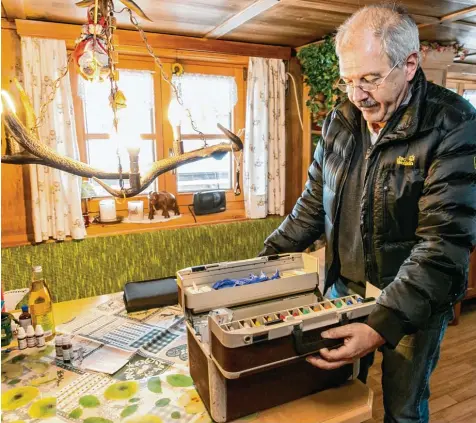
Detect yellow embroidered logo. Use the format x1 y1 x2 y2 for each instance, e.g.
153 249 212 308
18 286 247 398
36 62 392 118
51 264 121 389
396 155 415 166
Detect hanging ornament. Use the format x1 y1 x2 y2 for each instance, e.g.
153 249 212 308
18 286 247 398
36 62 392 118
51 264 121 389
72 5 110 82
109 90 127 110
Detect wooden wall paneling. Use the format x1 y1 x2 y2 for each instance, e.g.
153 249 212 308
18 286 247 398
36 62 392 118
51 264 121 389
284 57 304 213
1 27 33 247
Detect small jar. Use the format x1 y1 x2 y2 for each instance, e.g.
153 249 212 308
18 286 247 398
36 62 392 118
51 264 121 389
1 312 13 347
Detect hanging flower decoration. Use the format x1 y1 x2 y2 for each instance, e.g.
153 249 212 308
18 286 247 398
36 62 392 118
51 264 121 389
420 41 469 61
172 63 184 76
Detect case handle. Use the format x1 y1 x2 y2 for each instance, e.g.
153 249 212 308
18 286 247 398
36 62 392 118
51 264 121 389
292 325 343 355
292 312 350 355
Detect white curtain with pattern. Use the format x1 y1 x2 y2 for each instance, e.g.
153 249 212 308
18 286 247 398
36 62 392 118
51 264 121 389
243 57 286 218
21 37 86 243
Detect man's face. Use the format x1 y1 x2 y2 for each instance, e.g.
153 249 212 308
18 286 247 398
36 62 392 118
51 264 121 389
338 29 416 124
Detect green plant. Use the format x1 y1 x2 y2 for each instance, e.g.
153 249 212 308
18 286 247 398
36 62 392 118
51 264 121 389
297 35 346 126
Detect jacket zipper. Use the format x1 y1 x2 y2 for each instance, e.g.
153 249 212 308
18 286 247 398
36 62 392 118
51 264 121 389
336 110 380 284
383 184 389 233
332 111 357 280
364 151 381 282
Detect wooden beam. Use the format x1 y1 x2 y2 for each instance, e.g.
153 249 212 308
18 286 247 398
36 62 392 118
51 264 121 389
206 0 280 39
448 63 476 74
419 5 476 28
15 19 291 60
1 0 26 19
285 0 357 15
439 5 476 23
288 0 439 25
442 20 476 33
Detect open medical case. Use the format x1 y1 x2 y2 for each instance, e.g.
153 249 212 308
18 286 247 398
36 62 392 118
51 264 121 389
177 253 376 422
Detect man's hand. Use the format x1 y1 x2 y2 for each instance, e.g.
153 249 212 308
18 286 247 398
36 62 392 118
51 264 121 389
306 323 385 370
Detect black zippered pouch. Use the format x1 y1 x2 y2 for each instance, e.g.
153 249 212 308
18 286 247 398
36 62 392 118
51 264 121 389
123 277 178 313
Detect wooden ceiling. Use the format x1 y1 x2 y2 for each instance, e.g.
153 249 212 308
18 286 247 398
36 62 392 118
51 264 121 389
2 0 476 55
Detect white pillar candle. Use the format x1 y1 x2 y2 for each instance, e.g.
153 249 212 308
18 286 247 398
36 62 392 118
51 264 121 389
128 201 144 222
99 199 116 222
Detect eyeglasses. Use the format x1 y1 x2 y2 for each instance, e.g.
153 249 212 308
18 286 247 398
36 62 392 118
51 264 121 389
336 61 402 93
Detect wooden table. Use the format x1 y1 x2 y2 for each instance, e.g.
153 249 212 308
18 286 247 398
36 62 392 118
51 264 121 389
48 294 374 423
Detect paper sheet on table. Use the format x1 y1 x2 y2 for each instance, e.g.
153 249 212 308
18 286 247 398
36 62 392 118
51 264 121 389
81 344 133 374
70 334 134 374
4 288 29 311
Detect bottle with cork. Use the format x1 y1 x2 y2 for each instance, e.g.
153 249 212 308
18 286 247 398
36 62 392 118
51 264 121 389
28 265 56 342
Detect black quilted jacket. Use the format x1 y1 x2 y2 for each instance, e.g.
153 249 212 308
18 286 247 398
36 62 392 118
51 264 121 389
261 68 476 347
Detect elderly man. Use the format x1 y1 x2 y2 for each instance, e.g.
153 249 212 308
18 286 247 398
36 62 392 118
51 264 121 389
260 5 476 423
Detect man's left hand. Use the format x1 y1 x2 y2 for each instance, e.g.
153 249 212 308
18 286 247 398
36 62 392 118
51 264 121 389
306 323 385 370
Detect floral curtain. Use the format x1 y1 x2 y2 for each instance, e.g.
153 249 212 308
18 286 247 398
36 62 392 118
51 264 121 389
243 58 286 218
21 37 86 243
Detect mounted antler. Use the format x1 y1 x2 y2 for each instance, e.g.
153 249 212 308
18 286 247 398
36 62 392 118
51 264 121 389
1 92 243 198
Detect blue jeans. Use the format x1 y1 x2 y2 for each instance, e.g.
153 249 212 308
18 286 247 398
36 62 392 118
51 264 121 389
327 279 453 423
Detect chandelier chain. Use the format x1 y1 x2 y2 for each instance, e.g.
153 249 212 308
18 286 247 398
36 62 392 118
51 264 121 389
127 10 208 147
32 55 72 131
107 0 125 191
30 5 210 149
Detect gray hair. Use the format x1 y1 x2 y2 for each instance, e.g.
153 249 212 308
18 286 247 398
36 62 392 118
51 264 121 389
335 4 420 67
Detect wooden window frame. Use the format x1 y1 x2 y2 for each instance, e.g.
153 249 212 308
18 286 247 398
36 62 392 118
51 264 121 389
70 53 246 236
446 80 476 95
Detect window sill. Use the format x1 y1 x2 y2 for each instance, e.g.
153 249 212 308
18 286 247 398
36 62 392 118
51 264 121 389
1 209 249 247
84 208 247 238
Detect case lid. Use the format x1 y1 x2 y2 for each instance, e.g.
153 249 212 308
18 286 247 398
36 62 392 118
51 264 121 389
177 253 319 313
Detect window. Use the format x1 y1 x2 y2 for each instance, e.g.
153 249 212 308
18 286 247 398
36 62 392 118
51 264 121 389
79 69 156 196
446 80 476 107
463 90 476 107
71 57 246 226
171 73 238 192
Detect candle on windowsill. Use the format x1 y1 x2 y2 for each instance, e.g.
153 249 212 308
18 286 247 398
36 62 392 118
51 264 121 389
99 199 117 222
128 201 144 222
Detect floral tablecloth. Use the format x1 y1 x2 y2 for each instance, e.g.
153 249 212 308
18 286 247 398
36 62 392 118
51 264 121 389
1 295 254 423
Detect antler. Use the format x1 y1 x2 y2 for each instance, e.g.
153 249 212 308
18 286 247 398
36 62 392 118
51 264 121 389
1 93 244 197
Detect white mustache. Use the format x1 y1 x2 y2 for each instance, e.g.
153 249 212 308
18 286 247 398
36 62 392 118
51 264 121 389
359 100 378 108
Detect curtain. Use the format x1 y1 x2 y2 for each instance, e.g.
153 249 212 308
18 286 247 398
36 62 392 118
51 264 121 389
171 73 238 133
21 37 86 243
244 57 286 219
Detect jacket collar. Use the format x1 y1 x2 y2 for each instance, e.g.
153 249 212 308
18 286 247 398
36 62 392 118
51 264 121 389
335 67 428 142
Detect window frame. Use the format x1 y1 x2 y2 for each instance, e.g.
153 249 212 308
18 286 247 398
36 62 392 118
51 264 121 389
446 79 476 96
159 62 245 208
70 54 246 228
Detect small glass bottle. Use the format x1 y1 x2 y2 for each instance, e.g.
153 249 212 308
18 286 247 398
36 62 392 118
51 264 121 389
55 335 64 360
17 327 27 350
18 305 32 330
35 324 46 349
19 305 32 330
62 335 72 364
26 325 36 348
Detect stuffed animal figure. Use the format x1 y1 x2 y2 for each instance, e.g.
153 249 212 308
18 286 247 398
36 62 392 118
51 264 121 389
148 191 180 220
